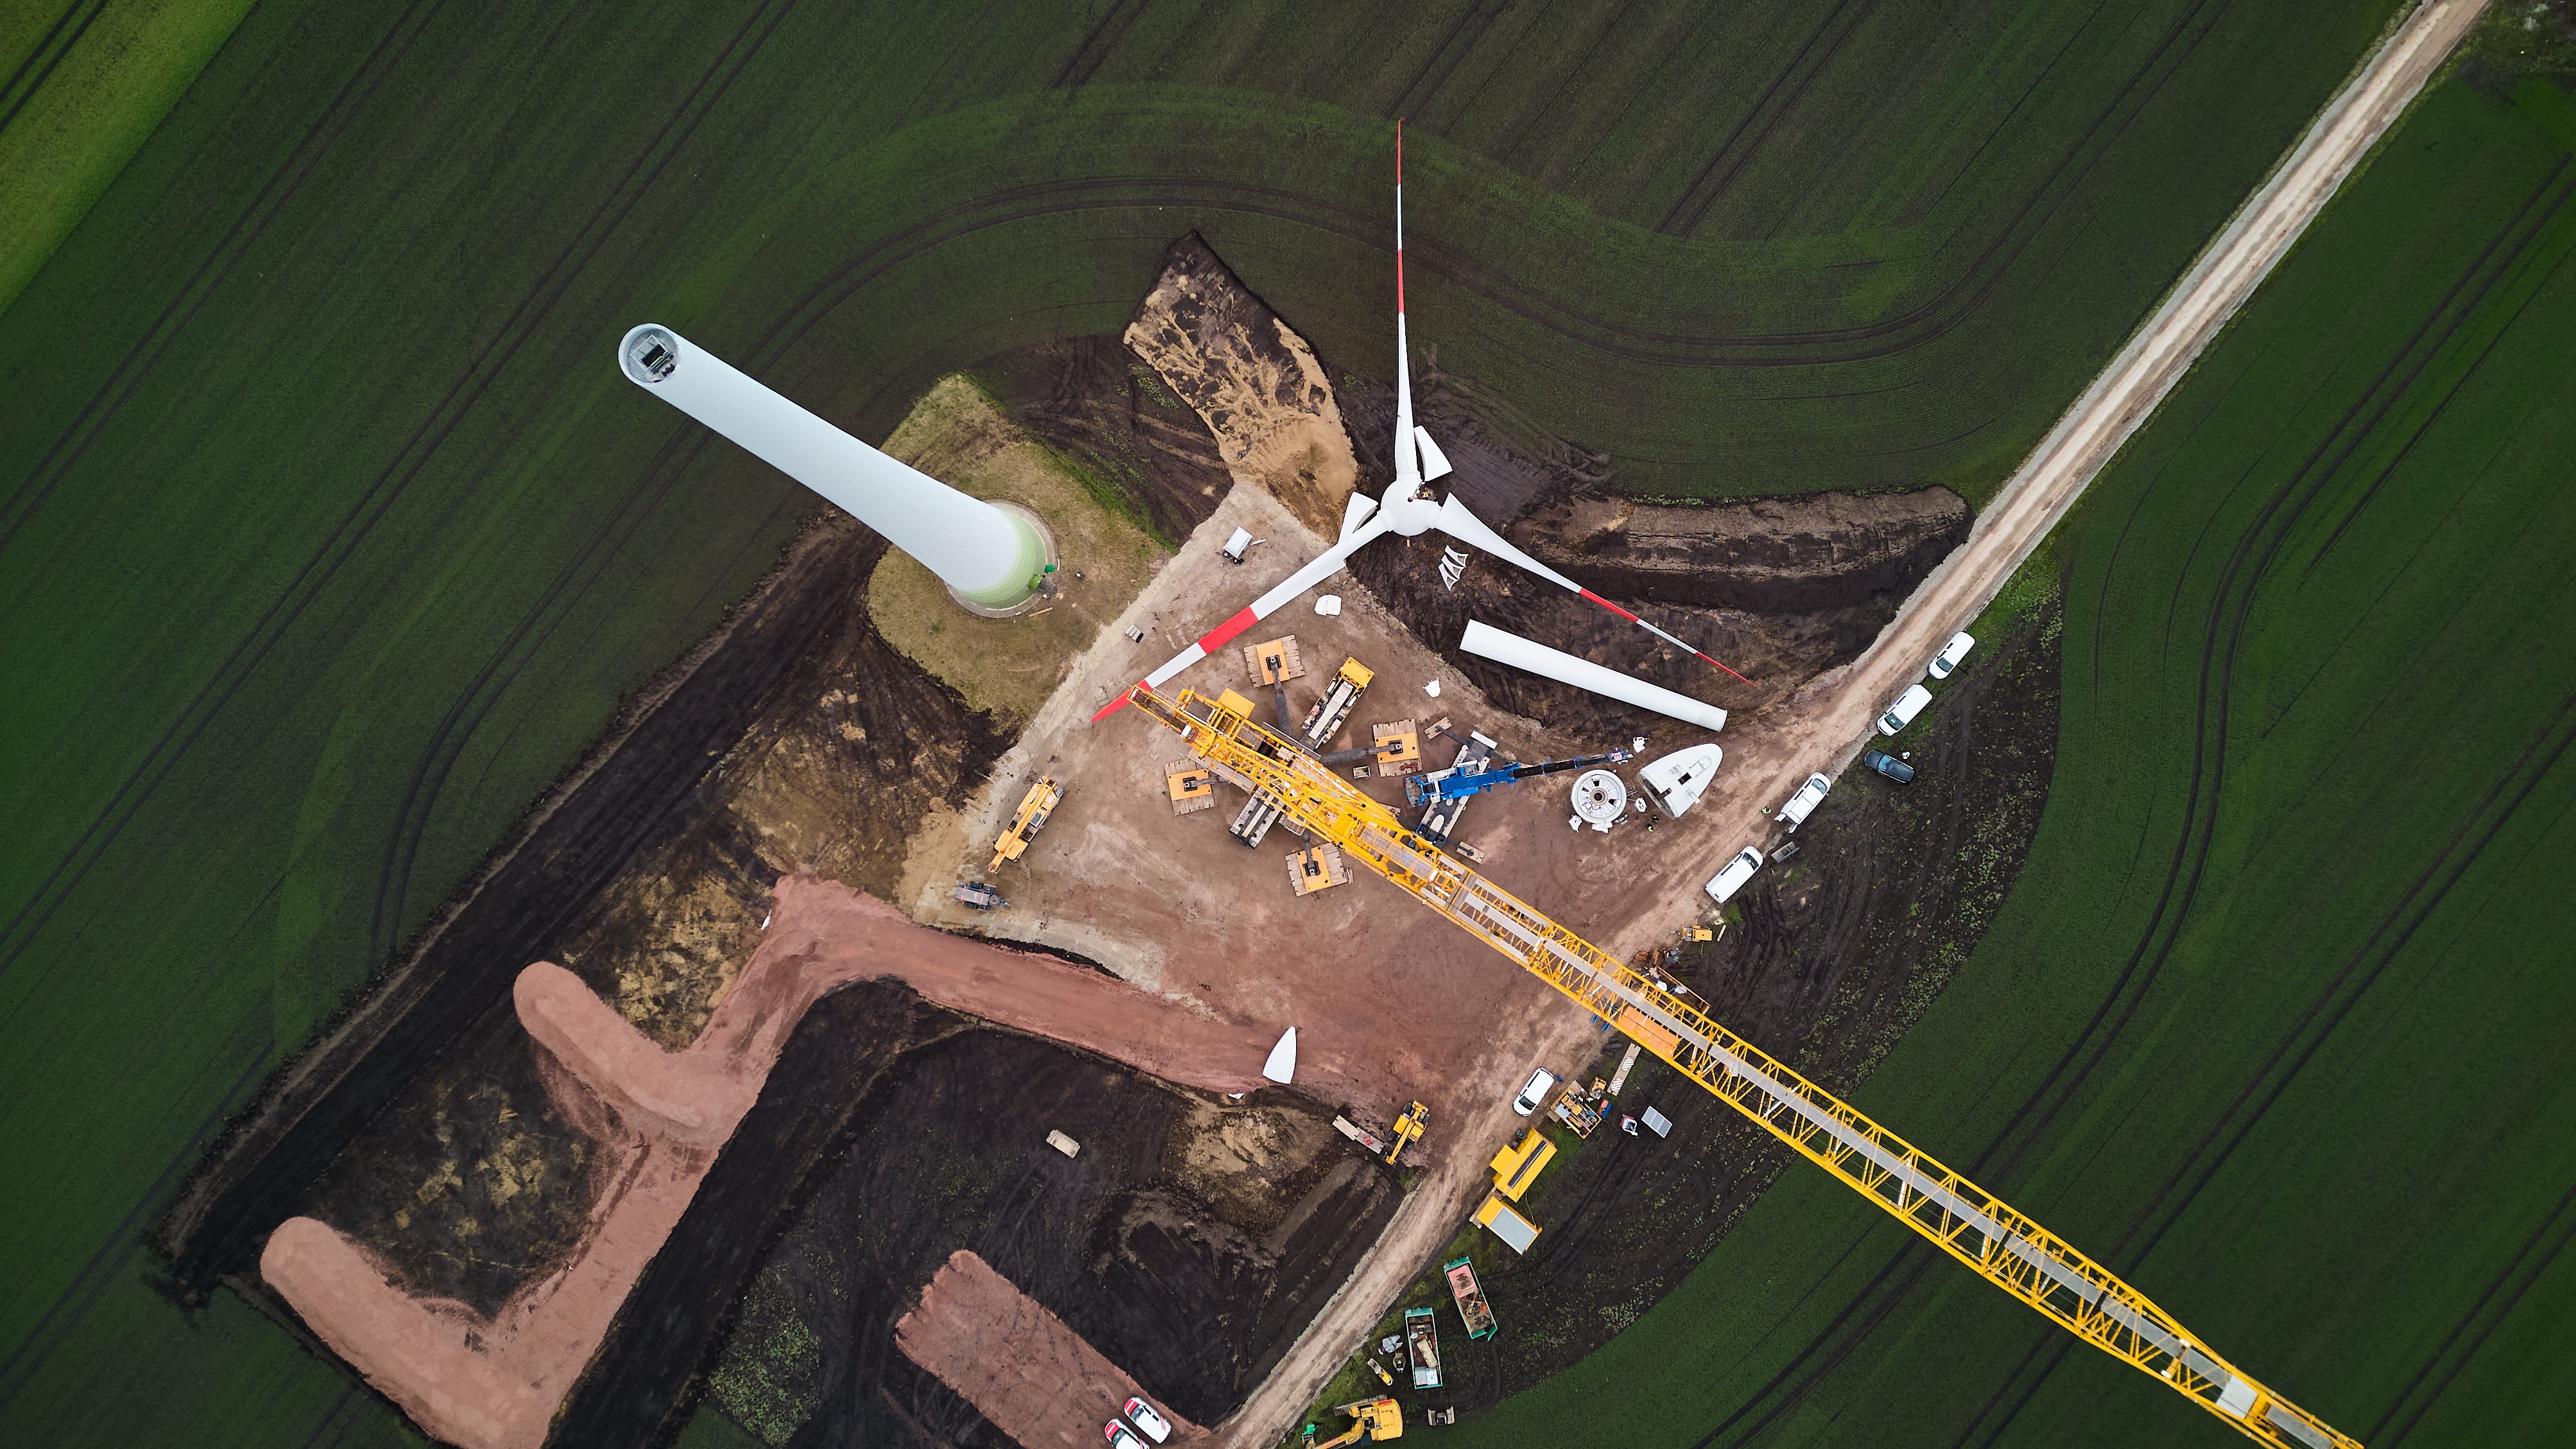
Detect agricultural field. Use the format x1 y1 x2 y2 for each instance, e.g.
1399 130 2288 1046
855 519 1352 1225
0 2 2414 1445
0 0 258 312
1448 72 2576 1449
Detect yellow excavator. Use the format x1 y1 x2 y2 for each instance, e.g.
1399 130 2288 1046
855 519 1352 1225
1305 1398 1403 1448
1385 1102 1428 1165
988 776 1062 872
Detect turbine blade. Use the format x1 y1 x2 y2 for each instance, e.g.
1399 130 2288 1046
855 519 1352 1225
1092 517 1390 722
1431 494 1754 686
1413 426 1453 483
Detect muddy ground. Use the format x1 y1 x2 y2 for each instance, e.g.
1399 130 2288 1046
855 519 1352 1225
1338 383 1969 731
974 335 1232 548
696 1021 1397 1446
160 516 926 1301
1354 593 2065 1415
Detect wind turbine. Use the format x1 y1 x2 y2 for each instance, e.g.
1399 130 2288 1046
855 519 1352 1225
1094 121 1748 724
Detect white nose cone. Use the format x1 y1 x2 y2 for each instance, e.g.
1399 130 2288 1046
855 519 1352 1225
1641 743 1724 817
1262 1027 1299 1084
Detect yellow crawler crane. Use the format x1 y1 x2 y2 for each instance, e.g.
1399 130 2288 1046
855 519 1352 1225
1126 684 2355 1449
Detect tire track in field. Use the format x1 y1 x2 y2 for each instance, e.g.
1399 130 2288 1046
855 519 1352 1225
0 0 797 1393
2373 1174 2576 1445
1957 682 2576 1449
1939 164 2575 1448
0 0 108 139
1673 150 2570 1449
0 0 447 554
0 1036 270 1413
1384 0 1505 124
1656 0 1877 236
363 0 806 965
0 0 452 984
1053 0 1150 91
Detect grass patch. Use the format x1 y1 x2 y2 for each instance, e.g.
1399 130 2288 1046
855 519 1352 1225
866 376 1164 725
1444 76 2576 1447
0 0 258 315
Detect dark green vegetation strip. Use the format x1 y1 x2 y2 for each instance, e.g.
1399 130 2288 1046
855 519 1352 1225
0 2 2398 1444
1447 75 2576 1449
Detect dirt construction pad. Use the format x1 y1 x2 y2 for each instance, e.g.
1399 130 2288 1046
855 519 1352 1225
899 1249 1205 1448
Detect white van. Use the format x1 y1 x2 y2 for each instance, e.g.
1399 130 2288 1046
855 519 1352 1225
1704 846 1765 905
1927 631 1976 680
1776 772 1831 831
1878 684 1933 736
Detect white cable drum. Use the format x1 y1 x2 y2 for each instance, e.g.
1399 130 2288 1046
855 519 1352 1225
1459 619 1727 731
618 324 1044 607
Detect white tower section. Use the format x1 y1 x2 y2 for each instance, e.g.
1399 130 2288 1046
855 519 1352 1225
618 324 1048 611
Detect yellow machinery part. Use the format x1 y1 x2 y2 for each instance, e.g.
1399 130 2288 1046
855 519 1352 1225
1128 684 2355 1449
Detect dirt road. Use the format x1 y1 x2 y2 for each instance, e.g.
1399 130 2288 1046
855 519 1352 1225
1203 3 2484 1443
898 1250 1207 1448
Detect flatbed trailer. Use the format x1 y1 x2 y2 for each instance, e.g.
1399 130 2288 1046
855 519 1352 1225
1442 1257 1496 1339
1300 657 1373 749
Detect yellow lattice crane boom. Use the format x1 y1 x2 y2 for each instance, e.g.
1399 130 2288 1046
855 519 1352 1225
1127 684 2355 1449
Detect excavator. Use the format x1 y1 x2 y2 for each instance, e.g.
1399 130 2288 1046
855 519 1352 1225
1305 1398 1403 1447
1384 1102 1428 1165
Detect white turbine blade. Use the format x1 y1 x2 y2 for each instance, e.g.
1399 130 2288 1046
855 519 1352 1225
1093 516 1391 721
1413 426 1453 483
1432 493 1584 594
1392 123 1421 492
1340 490 1380 541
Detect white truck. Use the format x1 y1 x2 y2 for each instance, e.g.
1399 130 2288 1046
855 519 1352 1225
1776 772 1831 831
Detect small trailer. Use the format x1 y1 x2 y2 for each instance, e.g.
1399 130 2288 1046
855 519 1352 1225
1443 1256 1496 1339
1473 1193 1541 1254
953 881 1007 910
1405 1306 1443 1389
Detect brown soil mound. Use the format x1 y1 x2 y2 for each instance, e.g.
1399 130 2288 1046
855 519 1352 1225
1123 233 1357 535
1510 488 1970 614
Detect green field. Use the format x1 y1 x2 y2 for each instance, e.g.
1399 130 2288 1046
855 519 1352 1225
0 0 259 313
0 3 2412 1444
1451 74 2576 1449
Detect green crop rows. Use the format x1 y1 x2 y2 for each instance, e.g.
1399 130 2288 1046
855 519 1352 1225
0 2 2405 1445
0 0 259 314
1449 75 2576 1449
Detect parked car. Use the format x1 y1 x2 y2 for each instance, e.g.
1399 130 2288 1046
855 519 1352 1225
1704 846 1766 905
1861 749 1916 784
1123 1398 1172 1444
1512 1068 1560 1116
1878 684 1933 736
1927 630 1976 679
1776 772 1831 831
1105 1423 1146 1449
